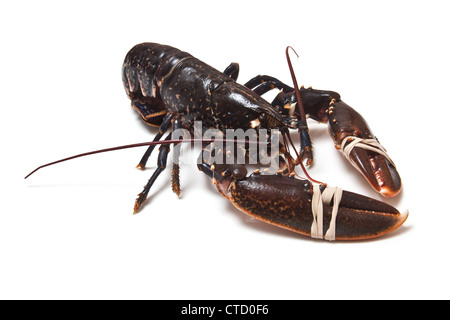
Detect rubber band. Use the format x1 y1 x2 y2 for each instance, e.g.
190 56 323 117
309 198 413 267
311 185 323 238
341 136 396 170
311 185 343 241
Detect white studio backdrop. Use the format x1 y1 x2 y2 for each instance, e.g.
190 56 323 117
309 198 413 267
1 0 449 299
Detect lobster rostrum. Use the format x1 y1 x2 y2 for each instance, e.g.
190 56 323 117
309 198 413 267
25 43 407 242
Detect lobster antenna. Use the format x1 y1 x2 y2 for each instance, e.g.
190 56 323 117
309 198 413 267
285 46 306 123
285 46 321 183
282 131 322 184
24 138 267 179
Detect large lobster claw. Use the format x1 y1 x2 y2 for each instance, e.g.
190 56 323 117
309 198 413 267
198 160 407 241
326 100 402 197
268 86 402 198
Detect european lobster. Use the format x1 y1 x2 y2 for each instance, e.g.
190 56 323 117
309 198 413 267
25 42 407 241
121 43 406 240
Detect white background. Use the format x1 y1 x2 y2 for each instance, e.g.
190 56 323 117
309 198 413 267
1 0 449 300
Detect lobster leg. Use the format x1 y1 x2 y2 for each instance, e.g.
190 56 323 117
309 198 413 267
135 113 186 212
223 62 239 81
251 81 279 97
134 133 172 214
244 75 294 93
171 116 182 197
198 158 407 241
136 113 174 169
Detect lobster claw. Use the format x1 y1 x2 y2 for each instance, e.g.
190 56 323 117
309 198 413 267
202 168 407 241
327 100 402 197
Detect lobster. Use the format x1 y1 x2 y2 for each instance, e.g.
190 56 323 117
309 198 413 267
25 42 407 241
121 43 406 240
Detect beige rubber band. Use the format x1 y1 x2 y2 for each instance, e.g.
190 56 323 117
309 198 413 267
311 185 343 241
311 185 323 239
341 136 396 170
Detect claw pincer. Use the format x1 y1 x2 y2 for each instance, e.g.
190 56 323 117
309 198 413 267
202 165 407 241
326 100 402 197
